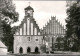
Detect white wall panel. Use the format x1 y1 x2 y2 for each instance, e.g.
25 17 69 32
20 28 22 35
27 18 30 35
38 32 40 35
31 23 33 35
34 28 37 35
23 23 26 35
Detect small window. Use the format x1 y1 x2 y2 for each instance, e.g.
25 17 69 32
35 37 38 41
36 39 38 41
28 37 30 41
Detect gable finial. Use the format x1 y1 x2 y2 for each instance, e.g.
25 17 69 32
29 2 31 6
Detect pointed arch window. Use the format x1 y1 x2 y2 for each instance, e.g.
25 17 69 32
19 47 23 54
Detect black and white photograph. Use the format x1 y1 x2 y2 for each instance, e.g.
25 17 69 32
0 0 80 56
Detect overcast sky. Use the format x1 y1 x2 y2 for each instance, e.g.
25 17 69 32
12 1 67 29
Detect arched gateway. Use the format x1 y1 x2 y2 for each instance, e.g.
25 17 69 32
27 47 31 53
35 47 39 53
19 47 23 54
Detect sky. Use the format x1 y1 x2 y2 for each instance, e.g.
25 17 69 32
12 1 67 29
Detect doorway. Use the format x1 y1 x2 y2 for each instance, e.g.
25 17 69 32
27 47 31 53
35 47 39 53
19 47 23 54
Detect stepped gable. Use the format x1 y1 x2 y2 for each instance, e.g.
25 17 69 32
15 15 41 35
14 5 43 54
42 16 65 35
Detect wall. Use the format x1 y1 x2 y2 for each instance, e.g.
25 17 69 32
14 35 43 54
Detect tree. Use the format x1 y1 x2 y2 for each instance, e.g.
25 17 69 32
40 36 46 53
0 0 18 52
40 44 46 53
65 1 80 51
56 37 64 51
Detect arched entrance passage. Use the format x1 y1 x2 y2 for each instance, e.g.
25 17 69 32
27 47 31 53
35 47 39 53
19 47 23 54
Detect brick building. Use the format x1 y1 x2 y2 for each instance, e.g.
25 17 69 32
14 5 65 54
14 6 43 54
42 16 65 51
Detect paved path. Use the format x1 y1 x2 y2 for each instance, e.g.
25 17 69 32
1 54 80 56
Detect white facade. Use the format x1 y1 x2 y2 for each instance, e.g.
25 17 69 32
0 41 7 55
14 6 43 54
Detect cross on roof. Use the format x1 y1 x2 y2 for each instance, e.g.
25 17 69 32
29 2 31 6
